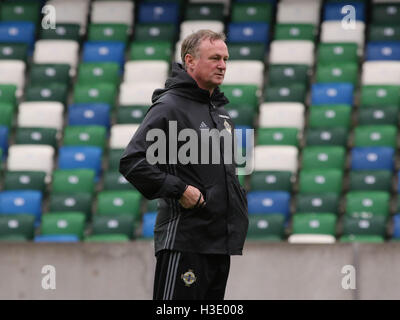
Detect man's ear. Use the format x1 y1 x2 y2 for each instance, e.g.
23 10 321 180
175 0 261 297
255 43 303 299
185 53 195 70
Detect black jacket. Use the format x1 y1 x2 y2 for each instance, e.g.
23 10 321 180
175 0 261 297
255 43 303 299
119 63 248 255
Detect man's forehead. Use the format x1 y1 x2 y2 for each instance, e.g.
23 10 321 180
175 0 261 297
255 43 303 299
199 39 229 56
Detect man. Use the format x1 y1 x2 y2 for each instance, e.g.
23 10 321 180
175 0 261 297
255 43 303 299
119 30 248 300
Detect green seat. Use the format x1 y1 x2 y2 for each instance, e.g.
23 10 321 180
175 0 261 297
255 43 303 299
247 214 285 241
305 128 348 147
353 125 397 148
88 23 129 43
91 215 135 239
129 41 172 61
274 23 316 41
342 215 387 237
292 213 337 235
1 0 40 23
40 23 81 41
103 171 134 191
298 169 344 194
49 193 93 220
96 191 142 221
224 105 255 127
257 128 298 146
369 24 400 42
134 23 176 42
0 234 29 242
360 85 400 108
0 84 17 106
73 83 117 109
77 62 120 86
349 170 392 192
15 127 58 148
371 4 400 25
345 191 390 218
296 193 340 214
339 234 385 243
41 212 86 240
268 64 309 86
84 234 130 242
228 43 266 61
185 3 224 20
231 2 273 22
0 214 35 240
52 169 95 194
301 146 345 170
0 43 28 61
221 84 259 110
250 171 293 191
317 43 358 64
308 105 351 129
116 106 149 124
0 102 14 128
264 84 306 103
316 62 358 85
357 106 398 126
25 83 68 104
108 148 124 170
29 64 70 86
63 125 107 150
4 171 46 192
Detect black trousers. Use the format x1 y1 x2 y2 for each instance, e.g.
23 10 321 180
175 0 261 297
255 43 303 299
153 250 231 300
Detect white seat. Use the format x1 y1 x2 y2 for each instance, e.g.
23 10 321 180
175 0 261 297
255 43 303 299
7 145 55 175
33 40 80 76
254 145 298 172
0 60 25 97
361 61 400 85
269 40 315 66
189 0 231 15
259 102 305 130
288 234 336 244
179 20 225 41
277 0 322 25
223 61 264 88
91 1 134 30
320 21 365 54
110 124 140 149
123 61 169 85
119 82 164 106
17 102 64 130
372 0 400 3
46 0 90 35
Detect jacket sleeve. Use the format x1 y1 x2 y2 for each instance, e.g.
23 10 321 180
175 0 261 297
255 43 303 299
119 103 187 200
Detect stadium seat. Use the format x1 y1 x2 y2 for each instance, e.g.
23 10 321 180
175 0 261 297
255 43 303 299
119 82 163 106
317 43 358 64
259 102 305 129
40 24 81 41
254 145 298 172
40 212 86 240
116 106 150 124
342 215 387 237
110 124 139 150
96 191 142 221
351 147 395 171
123 61 169 84
4 171 46 192
0 214 35 241
108 149 125 170
142 211 157 238
88 23 129 43
7 145 54 176
298 169 344 194
349 170 392 191
73 83 117 108
0 43 28 61
247 191 291 218
291 213 337 236
305 128 349 147
24 83 68 105
17 102 64 131
301 146 346 170
0 0 41 24
345 191 390 218
250 171 293 192
15 128 58 148
0 126 8 155
274 23 316 41
91 215 135 239
366 42 400 61
247 213 285 241
63 125 107 150
0 103 13 129
68 103 111 128
267 64 309 86
232 2 273 22
361 61 400 85
368 24 400 42
316 62 358 85
308 105 351 129
0 84 17 106
353 125 397 148
52 169 96 194
358 107 399 126
184 3 225 21
84 234 130 242
29 64 71 86
339 234 384 243
227 22 270 43
0 21 35 50
360 85 400 108
311 83 354 105
320 21 365 53
34 235 80 243
0 190 42 225
392 214 400 239
269 40 314 65
77 62 120 86
295 193 340 214
222 61 264 88
257 128 299 147
82 42 126 70
103 171 132 191
371 3 400 25
221 84 259 109
276 0 321 25
129 41 172 61
0 60 26 96
288 234 336 244
48 193 93 220
58 146 103 178
91 0 134 28
323 1 366 22
138 2 180 24
179 21 225 41
264 84 307 103
134 23 176 42
227 43 266 61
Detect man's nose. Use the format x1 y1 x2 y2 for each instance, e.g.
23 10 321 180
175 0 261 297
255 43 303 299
218 59 226 70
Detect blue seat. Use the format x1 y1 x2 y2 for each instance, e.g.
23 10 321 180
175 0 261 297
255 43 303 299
0 22 35 50
142 211 157 238
236 0 276 3
68 103 111 128
82 42 126 71
34 235 79 243
323 2 365 22
228 22 269 43
0 191 42 225
235 125 253 151
392 214 400 239
366 42 400 61
351 147 394 171
311 83 354 105
0 126 8 157
247 191 291 217
138 3 180 24
58 146 103 178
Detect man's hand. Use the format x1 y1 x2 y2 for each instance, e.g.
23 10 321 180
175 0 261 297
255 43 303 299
179 185 206 209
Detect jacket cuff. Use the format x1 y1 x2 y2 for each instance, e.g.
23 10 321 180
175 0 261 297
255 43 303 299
158 174 187 200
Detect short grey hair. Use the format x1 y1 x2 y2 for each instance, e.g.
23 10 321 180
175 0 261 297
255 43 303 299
181 29 226 69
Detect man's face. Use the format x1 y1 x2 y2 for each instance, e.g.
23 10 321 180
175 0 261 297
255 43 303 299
185 39 229 93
